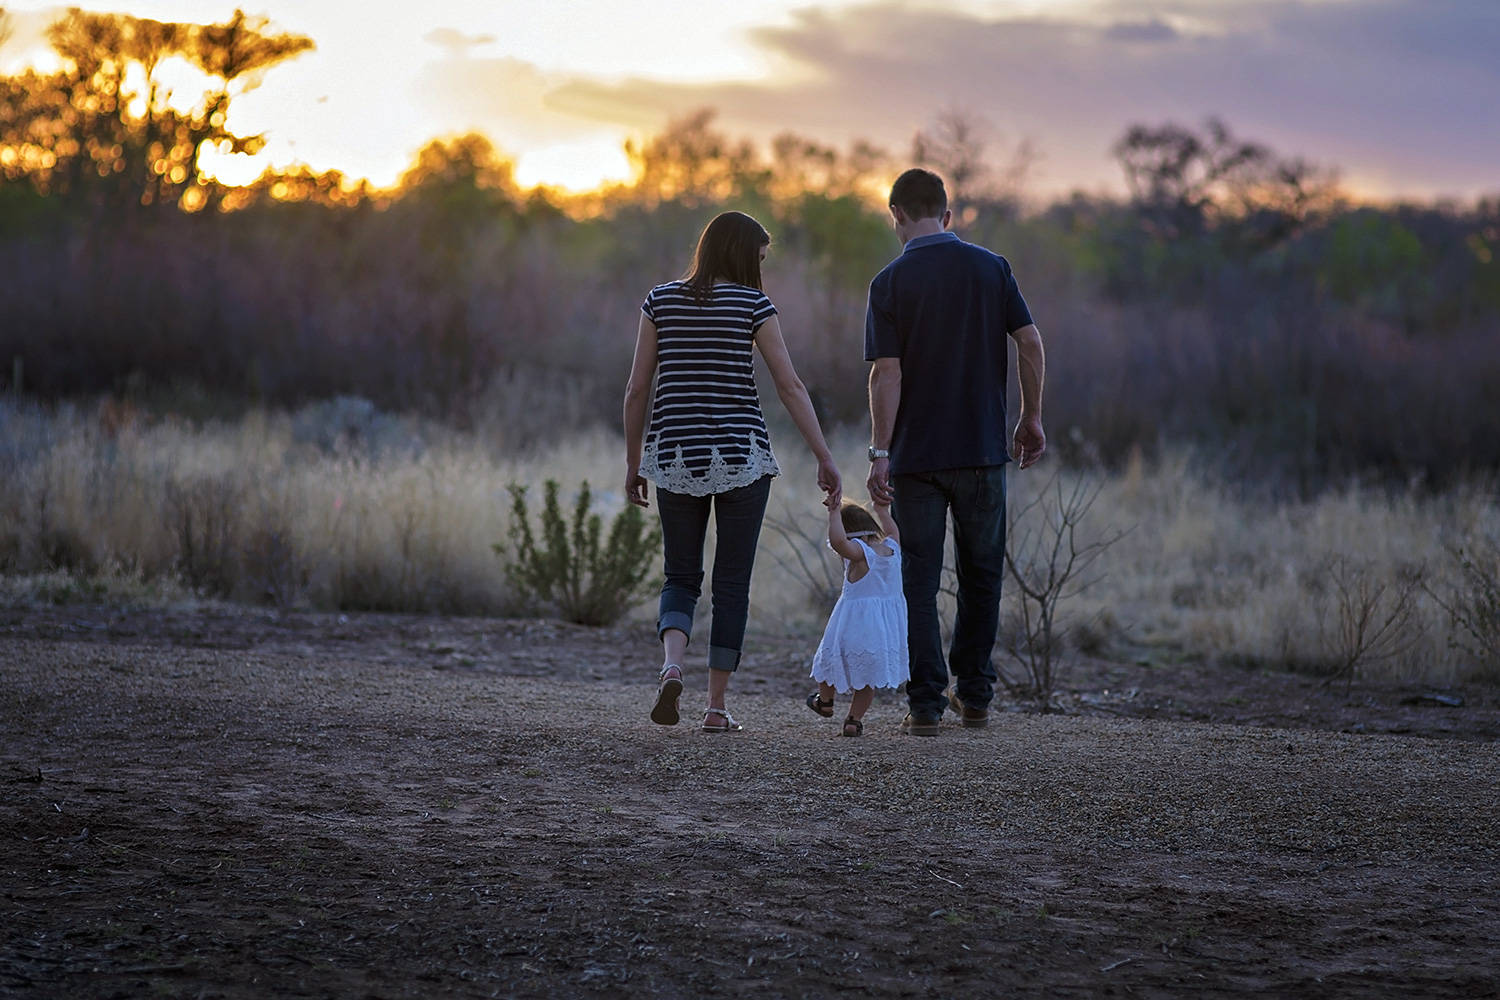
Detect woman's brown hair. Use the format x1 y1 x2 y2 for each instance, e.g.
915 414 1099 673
840 499 883 538
682 211 770 302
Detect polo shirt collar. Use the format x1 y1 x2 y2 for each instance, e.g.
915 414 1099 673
902 231 960 253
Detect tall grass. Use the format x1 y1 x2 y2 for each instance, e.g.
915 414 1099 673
2 397 1495 683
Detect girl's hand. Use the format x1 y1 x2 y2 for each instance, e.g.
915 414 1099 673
872 494 900 543
625 468 650 508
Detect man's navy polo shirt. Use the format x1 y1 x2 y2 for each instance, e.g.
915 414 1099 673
864 231 1034 476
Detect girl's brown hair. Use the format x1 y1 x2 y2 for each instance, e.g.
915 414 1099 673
683 211 770 302
840 499 883 538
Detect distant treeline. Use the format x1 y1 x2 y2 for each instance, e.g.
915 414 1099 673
2 8 1499 489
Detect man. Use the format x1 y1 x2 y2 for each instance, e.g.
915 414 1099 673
865 168 1047 737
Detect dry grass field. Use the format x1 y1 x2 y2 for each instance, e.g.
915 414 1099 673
2 397 1497 687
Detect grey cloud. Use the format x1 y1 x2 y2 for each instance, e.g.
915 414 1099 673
1103 19 1181 43
543 0 1500 197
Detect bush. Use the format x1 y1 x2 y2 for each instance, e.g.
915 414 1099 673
498 480 660 626
1000 473 1127 707
1433 538 1500 678
163 475 243 597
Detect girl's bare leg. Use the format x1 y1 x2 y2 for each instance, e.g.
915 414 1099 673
819 681 837 706
849 687 876 720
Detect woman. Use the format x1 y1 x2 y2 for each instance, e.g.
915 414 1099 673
623 211 841 732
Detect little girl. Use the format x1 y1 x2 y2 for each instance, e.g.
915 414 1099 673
806 497 908 736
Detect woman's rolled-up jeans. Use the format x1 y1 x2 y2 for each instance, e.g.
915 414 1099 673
655 476 772 672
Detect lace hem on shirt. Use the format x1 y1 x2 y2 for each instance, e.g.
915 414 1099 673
642 441 781 496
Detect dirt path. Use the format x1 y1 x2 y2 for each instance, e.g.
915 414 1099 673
3 610 1499 998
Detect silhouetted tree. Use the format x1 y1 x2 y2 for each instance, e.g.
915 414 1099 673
912 110 1035 219
1113 117 1338 247
0 8 312 213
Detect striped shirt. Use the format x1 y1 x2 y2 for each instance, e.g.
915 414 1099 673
639 281 781 496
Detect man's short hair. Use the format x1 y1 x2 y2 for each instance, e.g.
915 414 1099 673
889 168 947 221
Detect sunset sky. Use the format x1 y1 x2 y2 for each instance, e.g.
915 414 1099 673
1 0 1495 198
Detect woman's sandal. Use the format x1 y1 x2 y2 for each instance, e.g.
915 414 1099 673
841 715 864 738
651 664 684 726
701 707 743 733
805 691 834 718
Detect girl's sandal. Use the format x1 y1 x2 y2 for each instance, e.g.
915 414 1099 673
841 715 864 738
701 707 743 733
805 691 834 718
651 664 684 726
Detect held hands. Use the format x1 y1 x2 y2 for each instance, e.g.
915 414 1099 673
1013 415 1047 470
867 456 893 505
817 456 842 508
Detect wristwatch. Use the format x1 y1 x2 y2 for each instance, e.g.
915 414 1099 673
868 447 890 461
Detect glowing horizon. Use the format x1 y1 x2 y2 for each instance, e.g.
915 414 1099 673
1 0 1497 202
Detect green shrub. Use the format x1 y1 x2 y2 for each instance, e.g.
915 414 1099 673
497 480 659 626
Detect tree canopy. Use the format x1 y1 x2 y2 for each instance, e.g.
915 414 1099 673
0 7 312 212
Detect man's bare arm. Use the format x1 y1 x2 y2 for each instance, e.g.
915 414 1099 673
867 357 901 502
1009 323 1046 469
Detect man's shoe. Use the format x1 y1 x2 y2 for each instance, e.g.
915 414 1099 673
948 691 989 728
900 713 941 737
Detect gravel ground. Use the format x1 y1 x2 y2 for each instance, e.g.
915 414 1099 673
2 609 1499 998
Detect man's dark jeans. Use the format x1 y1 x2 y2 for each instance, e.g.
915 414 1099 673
655 476 772 672
892 465 1006 718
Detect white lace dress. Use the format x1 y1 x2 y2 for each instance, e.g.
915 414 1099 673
810 538 909 692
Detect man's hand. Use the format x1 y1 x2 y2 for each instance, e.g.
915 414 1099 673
867 456 893 504
1012 415 1046 470
625 467 650 508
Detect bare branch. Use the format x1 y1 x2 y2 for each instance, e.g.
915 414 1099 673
763 501 842 614
1000 471 1130 706
1320 556 1425 689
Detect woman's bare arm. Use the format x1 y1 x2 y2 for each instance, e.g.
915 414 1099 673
622 314 658 507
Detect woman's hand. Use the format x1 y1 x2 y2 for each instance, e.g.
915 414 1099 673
625 467 650 508
817 456 842 507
